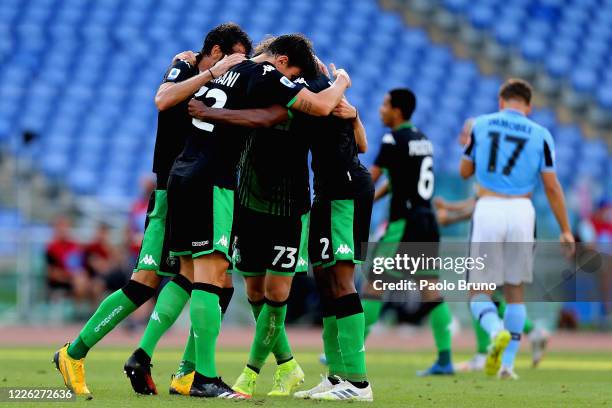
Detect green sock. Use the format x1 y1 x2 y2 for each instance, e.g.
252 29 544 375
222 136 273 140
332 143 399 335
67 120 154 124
336 294 367 383
250 301 293 364
362 298 383 340
191 288 221 378
67 289 138 359
179 306 229 374
139 281 190 358
178 328 196 376
322 316 346 378
523 316 534 334
473 317 490 354
247 302 287 370
429 302 452 365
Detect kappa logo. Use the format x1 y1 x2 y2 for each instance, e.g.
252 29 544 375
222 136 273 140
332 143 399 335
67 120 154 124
262 65 275 75
294 77 308 86
151 311 161 323
216 235 228 248
297 257 307 267
335 244 353 255
140 254 158 266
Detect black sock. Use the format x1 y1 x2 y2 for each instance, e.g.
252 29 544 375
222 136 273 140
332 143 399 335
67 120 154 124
246 364 260 374
349 380 369 389
194 371 217 384
277 356 293 365
328 376 341 385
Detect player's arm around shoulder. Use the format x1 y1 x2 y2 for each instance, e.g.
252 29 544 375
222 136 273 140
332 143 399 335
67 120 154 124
332 97 367 152
155 53 245 111
188 101 288 128
290 64 351 116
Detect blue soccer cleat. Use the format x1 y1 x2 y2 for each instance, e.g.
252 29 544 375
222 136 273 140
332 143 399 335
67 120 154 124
416 362 455 377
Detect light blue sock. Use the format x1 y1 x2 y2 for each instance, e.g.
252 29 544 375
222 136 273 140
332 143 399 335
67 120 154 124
501 303 526 368
470 294 503 337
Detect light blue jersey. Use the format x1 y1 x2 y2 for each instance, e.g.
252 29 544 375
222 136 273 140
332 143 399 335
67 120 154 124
463 109 555 195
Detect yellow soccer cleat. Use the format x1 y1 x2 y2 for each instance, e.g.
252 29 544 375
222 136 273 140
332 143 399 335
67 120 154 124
169 371 194 396
267 359 305 396
232 366 258 398
485 330 511 376
53 343 91 396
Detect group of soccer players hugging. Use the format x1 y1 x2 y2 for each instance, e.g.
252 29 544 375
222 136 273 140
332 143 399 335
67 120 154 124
53 22 574 402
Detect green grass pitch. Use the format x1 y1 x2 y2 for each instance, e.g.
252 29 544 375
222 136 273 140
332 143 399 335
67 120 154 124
1 347 611 407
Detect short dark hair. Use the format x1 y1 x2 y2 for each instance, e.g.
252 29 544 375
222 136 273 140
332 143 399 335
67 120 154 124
499 78 532 105
201 23 252 57
266 33 318 79
389 88 417 120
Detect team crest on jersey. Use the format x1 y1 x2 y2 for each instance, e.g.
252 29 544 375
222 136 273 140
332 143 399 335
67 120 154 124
167 68 180 80
280 76 296 88
262 65 275 75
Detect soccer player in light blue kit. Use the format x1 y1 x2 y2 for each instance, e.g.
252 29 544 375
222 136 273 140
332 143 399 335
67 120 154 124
459 79 574 379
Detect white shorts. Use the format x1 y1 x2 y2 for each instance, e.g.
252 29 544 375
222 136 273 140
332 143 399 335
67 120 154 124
468 197 536 286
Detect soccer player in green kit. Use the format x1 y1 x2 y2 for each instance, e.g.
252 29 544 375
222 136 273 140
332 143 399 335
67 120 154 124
53 24 251 396
361 88 455 376
167 34 351 398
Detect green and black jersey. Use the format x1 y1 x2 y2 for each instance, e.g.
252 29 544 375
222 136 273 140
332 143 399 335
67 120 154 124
295 74 371 201
374 123 435 220
238 119 310 216
170 60 304 190
152 59 198 188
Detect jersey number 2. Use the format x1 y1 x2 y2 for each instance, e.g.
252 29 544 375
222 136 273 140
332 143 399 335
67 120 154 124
487 132 527 175
191 86 228 132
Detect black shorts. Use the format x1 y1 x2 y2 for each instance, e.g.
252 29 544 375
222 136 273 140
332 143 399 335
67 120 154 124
232 205 309 276
309 186 374 268
372 208 440 278
167 174 234 261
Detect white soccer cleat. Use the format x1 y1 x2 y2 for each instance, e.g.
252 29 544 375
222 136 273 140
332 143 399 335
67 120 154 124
293 375 335 399
311 379 373 402
497 366 519 380
456 353 486 372
528 327 549 367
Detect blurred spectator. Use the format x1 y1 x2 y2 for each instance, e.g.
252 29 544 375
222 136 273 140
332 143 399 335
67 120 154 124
83 222 128 298
45 216 91 301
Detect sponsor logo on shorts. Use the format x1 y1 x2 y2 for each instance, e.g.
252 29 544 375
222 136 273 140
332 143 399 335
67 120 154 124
216 235 229 248
335 244 353 255
94 306 124 332
151 311 161 323
140 254 158 266
192 241 209 247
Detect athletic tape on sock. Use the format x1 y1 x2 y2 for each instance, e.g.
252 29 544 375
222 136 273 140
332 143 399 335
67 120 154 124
122 280 156 306
171 274 192 294
335 293 363 319
220 287 234 314
192 282 222 296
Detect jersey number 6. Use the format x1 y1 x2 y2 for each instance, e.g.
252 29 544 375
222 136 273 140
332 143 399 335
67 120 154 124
191 85 228 132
